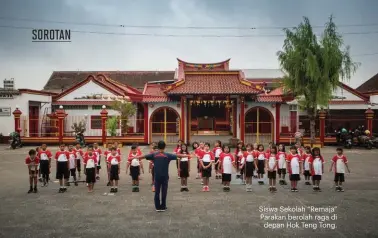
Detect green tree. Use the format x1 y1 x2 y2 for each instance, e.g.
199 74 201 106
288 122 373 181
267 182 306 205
277 16 359 145
111 101 137 136
106 116 118 137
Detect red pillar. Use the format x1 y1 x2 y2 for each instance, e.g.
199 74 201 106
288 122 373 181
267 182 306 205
240 96 245 142
365 107 374 133
180 97 186 142
13 107 22 132
318 109 326 148
100 106 108 146
56 106 67 144
143 103 149 144
275 103 281 144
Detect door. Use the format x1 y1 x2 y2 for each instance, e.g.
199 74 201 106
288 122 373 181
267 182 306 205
150 107 180 144
245 107 273 144
29 106 39 137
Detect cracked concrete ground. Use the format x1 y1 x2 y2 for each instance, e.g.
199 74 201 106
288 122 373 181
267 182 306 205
0 145 377 238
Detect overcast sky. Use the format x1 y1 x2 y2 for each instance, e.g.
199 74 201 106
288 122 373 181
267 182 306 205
0 0 377 90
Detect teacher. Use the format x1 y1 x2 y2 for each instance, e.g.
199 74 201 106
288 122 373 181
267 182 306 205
145 140 177 212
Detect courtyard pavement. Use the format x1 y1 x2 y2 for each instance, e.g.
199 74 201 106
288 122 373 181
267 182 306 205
0 145 377 238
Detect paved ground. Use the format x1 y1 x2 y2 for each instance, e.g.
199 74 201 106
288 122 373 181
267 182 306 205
0 145 377 238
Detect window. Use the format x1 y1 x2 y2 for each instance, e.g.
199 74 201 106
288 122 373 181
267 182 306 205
92 105 103 110
289 105 298 111
90 115 120 129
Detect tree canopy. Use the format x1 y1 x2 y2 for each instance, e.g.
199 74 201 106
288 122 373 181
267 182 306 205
277 16 359 143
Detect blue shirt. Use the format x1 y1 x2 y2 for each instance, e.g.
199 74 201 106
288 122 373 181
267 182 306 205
145 152 177 179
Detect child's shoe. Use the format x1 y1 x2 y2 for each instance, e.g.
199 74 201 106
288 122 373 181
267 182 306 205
202 186 206 192
27 188 33 194
33 187 38 193
206 186 210 192
110 188 115 193
114 188 118 193
135 186 140 192
74 182 78 186
339 187 344 192
58 188 63 193
180 187 184 192
106 182 111 186
283 180 288 185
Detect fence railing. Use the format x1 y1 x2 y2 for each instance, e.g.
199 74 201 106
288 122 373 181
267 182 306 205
63 115 145 137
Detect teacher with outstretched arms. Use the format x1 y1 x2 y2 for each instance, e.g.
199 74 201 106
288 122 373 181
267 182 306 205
144 141 178 212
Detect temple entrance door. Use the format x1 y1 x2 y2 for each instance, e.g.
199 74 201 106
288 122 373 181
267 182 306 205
150 107 180 144
29 105 39 137
245 107 274 145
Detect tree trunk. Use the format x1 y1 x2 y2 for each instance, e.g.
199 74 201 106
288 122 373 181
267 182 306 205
307 108 316 147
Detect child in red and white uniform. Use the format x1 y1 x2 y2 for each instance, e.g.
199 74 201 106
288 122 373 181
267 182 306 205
234 141 244 179
93 143 102 180
26 149 40 193
309 147 325 192
277 144 287 185
83 146 98 193
302 146 313 186
67 145 78 186
55 144 70 193
266 146 278 192
74 143 84 179
113 141 122 156
286 146 302 192
174 140 183 179
243 144 255 192
194 141 204 179
266 142 273 154
239 146 247 185
104 145 113 187
178 144 192 192
38 144 52 187
213 140 223 179
252 143 259 178
256 144 267 185
107 147 121 193
149 142 158 192
219 145 235 192
295 142 304 158
127 145 144 192
199 142 215 192
330 148 350 192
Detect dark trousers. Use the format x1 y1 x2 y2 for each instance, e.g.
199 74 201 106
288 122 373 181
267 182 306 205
154 176 168 210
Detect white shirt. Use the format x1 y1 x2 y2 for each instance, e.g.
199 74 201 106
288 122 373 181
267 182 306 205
57 153 68 162
180 156 189 162
214 148 222 157
268 154 277 170
131 158 140 167
278 152 286 169
68 152 76 169
86 158 96 168
258 152 266 161
289 154 300 175
75 150 82 160
303 153 311 171
335 156 346 173
202 153 212 163
110 157 120 165
245 152 254 162
40 152 48 161
222 155 233 174
312 156 323 175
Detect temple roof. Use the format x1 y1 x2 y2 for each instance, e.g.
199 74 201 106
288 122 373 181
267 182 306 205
356 73 378 94
43 71 175 93
165 71 263 95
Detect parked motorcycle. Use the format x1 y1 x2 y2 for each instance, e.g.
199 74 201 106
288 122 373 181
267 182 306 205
353 127 373 149
9 131 22 149
75 130 86 147
336 128 353 149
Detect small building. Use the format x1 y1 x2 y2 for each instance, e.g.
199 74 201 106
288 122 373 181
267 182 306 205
1 58 375 146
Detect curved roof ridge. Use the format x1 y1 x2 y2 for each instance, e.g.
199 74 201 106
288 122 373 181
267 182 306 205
177 58 231 65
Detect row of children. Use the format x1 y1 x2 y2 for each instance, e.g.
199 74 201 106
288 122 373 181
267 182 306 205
172 140 350 192
26 142 148 194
